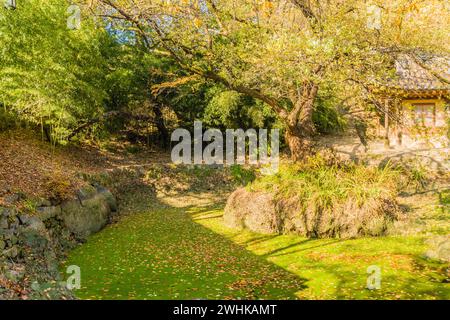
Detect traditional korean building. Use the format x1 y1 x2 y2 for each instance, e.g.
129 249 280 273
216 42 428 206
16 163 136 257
373 53 449 148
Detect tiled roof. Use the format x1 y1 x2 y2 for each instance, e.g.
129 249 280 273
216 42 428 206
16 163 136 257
390 54 450 91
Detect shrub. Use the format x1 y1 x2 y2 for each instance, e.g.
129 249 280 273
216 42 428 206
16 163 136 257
230 165 256 186
379 158 432 193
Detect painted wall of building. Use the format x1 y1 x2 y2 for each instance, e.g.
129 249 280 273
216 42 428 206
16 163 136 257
401 98 448 128
388 98 449 148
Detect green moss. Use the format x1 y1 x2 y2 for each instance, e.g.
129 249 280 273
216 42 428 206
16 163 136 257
439 189 450 209
194 207 449 300
63 200 449 300
62 203 304 300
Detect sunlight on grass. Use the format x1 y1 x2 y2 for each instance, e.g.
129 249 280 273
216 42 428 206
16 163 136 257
190 207 449 300
63 201 448 300
63 205 304 300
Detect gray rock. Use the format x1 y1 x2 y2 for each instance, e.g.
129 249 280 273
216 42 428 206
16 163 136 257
25 216 46 232
37 206 61 221
20 227 48 250
9 216 20 229
76 185 98 203
18 214 43 228
425 236 450 262
34 198 52 207
0 228 14 240
4 193 25 205
17 214 29 225
0 207 15 218
96 186 118 212
0 216 8 229
18 215 49 249
60 194 110 239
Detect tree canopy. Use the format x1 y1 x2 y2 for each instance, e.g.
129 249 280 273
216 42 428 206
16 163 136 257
89 0 449 158
1 0 448 155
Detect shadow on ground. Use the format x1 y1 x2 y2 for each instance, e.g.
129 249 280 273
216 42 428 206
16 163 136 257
62 189 307 300
63 183 449 300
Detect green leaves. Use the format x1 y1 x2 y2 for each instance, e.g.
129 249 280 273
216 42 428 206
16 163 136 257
0 0 114 140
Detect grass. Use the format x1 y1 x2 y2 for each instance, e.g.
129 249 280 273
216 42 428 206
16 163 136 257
194 206 449 300
249 158 400 206
63 202 305 300
439 189 450 208
63 193 449 300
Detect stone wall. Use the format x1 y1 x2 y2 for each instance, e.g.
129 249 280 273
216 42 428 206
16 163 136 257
0 184 117 299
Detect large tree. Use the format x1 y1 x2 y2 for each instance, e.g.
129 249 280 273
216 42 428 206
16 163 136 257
89 0 449 159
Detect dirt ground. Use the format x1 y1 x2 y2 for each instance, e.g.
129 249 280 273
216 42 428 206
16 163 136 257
317 134 450 173
0 130 170 203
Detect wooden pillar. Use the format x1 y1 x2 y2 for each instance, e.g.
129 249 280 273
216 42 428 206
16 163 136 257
397 131 403 146
384 99 390 148
396 99 403 146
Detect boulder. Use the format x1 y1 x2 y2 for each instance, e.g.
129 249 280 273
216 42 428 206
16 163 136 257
76 185 98 203
36 206 61 221
224 188 282 234
425 236 450 262
18 214 44 229
224 188 401 238
58 185 117 238
60 194 110 239
3 193 25 205
33 198 52 207
18 215 49 249
95 186 118 212
22 216 47 233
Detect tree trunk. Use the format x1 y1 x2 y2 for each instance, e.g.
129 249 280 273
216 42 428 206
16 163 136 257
298 95 316 136
285 126 314 161
152 103 169 149
285 83 318 161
